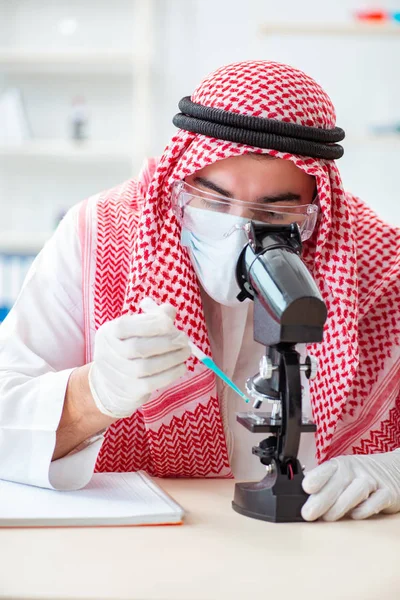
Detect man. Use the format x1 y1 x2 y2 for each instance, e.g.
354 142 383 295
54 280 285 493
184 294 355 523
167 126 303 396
1 60 399 521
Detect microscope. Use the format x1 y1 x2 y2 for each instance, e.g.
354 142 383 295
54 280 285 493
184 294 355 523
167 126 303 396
232 221 327 523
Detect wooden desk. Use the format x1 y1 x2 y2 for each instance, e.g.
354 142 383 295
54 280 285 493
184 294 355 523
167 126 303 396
0 478 398 600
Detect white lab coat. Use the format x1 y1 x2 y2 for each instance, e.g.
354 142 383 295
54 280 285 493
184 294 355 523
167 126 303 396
0 205 316 490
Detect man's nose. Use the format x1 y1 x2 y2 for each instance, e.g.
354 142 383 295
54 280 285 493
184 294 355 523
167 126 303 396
229 205 248 218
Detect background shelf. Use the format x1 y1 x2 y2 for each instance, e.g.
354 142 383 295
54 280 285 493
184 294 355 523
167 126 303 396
0 48 135 74
0 140 134 162
260 22 400 36
0 232 49 254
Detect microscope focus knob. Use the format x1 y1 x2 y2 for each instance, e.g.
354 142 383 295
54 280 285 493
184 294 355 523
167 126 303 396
259 355 274 379
306 355 318 380
252 436 277 465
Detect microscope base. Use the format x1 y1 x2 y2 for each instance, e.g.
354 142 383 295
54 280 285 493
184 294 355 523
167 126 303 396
232 461 308 523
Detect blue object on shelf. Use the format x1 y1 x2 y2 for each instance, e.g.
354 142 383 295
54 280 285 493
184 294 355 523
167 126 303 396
0 306 9 322
0 252 36 323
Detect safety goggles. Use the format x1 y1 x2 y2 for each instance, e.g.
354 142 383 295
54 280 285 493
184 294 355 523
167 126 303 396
171 180 319 242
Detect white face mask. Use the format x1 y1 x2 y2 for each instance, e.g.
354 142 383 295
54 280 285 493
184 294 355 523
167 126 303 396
180 209 250 307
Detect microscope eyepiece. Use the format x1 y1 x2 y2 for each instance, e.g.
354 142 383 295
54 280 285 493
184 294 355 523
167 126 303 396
236 222 327 346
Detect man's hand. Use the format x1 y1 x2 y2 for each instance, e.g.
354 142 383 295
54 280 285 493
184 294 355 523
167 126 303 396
53 300 190 460
88 300 191 419
301 450 400 522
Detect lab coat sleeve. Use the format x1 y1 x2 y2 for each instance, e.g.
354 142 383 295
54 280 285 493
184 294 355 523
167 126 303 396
0 205 104 490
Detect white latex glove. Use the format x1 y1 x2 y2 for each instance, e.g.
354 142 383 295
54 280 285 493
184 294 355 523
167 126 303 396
88 299 191 418
301 450 400 522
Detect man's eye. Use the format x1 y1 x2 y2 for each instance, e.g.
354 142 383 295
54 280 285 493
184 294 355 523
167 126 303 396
199 198 229 212
266 211 285 221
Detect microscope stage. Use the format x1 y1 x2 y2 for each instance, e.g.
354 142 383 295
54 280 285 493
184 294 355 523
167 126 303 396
236 412 316 433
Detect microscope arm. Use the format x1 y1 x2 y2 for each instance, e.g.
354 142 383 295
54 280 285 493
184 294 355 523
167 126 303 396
278 345 302 465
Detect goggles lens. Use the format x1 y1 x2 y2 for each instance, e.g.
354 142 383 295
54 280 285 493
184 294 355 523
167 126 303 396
171 181 319 242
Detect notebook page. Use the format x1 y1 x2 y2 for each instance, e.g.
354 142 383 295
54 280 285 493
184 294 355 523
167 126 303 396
0 472 183 525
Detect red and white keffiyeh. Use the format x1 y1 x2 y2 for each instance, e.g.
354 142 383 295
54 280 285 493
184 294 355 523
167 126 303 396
78 61 400 475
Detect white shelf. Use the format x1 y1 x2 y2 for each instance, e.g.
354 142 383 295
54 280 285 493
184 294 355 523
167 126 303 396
0 140 134 162
0 232 50 254
346 133 400 144
0 48 135 74
260 22 400 36
1 137 397 165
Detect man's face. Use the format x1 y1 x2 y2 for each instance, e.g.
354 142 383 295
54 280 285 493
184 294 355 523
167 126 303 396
185 154 316 210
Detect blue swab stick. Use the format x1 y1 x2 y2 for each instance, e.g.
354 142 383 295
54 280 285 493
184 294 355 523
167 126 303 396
140 297 250 404
187 341 250 404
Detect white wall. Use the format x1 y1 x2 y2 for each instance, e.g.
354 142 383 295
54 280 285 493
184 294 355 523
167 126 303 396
0 0 135 49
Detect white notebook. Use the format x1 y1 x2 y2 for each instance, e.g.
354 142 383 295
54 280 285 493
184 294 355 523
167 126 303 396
0 472 184 527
